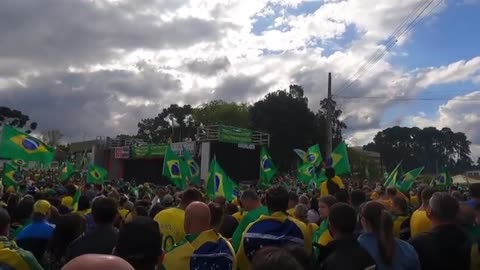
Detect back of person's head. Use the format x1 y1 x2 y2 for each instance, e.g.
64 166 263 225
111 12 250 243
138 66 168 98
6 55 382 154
251 246 304 270
421 187 436 206
325 167 336 179
115 217 163 270
428 192 459 224
392 197 408 215
241 189 259 202
214 196 226 207
47 213 86 259
361 201 395 266
65 184 77 197
386 187 397 197
149 203 165 219
0 209 10 236
319 195 338 208
92 197 118 225
350 190 366 207
208 203 224 230
416 184 427 205
12 199 34 223
184 201 211 234
62 254 134 270
32 199 52 221
225 203 239 215
328 203 357 237
334 189 350 203
298 195 309 206
470 183 480 199
283 244 312 270
294 204 308 223
180 188 202 207
288 192 299 205
451 191 464 201
266 186 289 213
77 195 91 212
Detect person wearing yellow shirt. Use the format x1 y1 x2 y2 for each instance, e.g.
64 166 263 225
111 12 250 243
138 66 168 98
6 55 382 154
236 186 312 270
410 187 435 238
312 195 337 259
154 188 202 250
74 196 92 217
162 202 236 270
391 197 411 240
320 168 345 197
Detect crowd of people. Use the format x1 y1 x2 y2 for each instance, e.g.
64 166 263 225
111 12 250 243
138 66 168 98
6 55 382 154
0 166 479 270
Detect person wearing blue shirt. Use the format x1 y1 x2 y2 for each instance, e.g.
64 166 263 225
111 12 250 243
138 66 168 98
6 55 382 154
358 201 420 270
16 200 55 261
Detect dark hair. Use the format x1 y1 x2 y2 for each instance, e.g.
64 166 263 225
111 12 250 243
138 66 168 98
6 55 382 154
416 185 427 205
12 199 34 224
77 196 91 212
180 188 203 206
470 183 480 198
319 195 338 208
46 213 86 260
241 189 259 201
0 209 11 233
288 192 299 203
251 246 304 270
92 197 118 224
325 167 336 179
266 186 289 213
421 187 436 205
208 203 224 229
214 196 226 207
225 203 239 216
350 190 366 207
329 203 357 234
334 189 350 203
6 194 20 217
361 201 395 265
134 206 148 217
116 217 163 270
429 192 459 223
310 197 319 214
392 197 408 214
149 203 165 219
386 187 397 197
65 184 77 197
284 244 313 270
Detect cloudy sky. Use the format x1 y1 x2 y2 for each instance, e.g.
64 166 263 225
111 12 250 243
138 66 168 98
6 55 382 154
1 0 480 159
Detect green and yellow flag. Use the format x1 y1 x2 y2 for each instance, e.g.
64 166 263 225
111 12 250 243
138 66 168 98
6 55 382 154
307 144 322 167
206 159 236 201
10 159 27 167
331 142 351 175
384 162 402 187
182 148 200 186
259 147 277 188
0 126 54 164
396 166 424 193
60 162 76 181
163 146 186 189
435 168 453 191
2 163 19 190
297 162 316 184
86 165 107 185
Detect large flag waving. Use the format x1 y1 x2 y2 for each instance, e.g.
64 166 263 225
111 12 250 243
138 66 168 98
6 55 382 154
330 142 351 175
2 163 19 190
384 162 402 187
182 148 200 185
297 162 316 184
307 144 322 167
396 167 424 193
0 125 54 164
436 168 453 191
86 165 107 185
206 159 236 201
163 146 186 189
259 147 277 188
60 162 76 181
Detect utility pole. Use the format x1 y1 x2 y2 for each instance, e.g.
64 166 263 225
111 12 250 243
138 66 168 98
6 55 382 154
326 72 333 158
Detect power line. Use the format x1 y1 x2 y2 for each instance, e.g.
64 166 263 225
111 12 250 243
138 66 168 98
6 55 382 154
334 95 480 101
334 0 442 96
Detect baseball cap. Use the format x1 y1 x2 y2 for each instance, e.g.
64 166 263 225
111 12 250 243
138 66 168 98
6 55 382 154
33 200 51 215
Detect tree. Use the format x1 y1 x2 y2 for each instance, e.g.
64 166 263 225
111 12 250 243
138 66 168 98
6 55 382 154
250 85 318 171
41 130 64 147
137 104 196 143
364 126 473 174
192 100 250 128
0 106 37 133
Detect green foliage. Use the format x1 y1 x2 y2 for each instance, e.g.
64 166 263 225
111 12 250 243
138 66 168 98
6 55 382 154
192 100 250 128
364 126 473 174
0 106 37 133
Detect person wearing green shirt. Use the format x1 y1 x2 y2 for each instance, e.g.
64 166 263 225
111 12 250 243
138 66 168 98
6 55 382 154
232 190 268 251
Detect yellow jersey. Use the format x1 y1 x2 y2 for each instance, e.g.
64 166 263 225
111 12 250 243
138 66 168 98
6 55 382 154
154 208 186 250
232 211 245 223
410 209 432 238
320 176 345 196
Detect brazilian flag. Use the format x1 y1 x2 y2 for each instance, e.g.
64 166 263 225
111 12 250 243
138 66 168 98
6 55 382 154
163 146 186 189
60 162 76 181
182 148 200 186
10 159 27 168
307 144 322 167
86 165 107 185
384 162 402 187
206 159 236 201
0 125 54 164
436 168 453 191
2 163 19 190
259 147 277 188
330 142 351 175
297 162 316 184
396 166 424 193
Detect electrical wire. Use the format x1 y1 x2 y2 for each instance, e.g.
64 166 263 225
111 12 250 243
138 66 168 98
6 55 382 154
334 95 480 101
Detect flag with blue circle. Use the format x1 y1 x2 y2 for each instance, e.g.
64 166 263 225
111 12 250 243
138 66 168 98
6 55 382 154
206 159 236 201
163 146 186 189
182 147 200 185
259 147 277 188
307 144 322 167
0 125 54 164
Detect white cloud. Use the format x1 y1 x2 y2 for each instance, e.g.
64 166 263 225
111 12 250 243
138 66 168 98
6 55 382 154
417 57 480 88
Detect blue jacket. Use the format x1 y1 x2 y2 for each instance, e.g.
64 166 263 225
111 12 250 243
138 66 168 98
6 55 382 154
358 233 420 270
16 220 55 241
